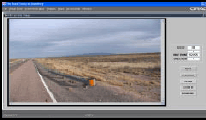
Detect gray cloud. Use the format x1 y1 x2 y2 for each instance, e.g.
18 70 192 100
9 19 162 58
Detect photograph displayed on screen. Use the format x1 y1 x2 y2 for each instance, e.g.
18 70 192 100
9 19 164 105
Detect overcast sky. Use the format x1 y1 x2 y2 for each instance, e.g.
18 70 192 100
9 19 162 58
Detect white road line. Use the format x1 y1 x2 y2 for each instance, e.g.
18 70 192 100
33 62 57 103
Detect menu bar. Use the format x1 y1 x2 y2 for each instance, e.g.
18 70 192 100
2 7 206 12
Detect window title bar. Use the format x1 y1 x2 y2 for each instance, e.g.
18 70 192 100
2 2 206 7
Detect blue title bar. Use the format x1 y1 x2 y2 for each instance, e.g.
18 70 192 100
2 2 206 7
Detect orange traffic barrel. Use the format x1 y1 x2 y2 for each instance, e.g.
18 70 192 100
89 79 95 86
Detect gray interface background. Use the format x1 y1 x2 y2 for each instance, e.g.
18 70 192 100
3 17 206 110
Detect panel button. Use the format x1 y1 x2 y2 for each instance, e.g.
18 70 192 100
180 91 196 96
180 66 197 72
180 79 196 84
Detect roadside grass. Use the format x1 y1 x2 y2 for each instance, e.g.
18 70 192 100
35 53 161 87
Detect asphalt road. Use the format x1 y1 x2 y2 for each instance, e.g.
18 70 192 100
9 59 147 103
9 59 53 102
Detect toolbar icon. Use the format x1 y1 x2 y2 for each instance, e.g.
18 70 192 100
2 2 6 6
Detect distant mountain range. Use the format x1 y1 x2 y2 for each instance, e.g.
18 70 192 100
83 53 115 56
63 53 116 57
59 52 161 58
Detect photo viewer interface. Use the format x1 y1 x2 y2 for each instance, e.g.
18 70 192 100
2 2 206 118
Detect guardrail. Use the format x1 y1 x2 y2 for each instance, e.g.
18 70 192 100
33 60 95 87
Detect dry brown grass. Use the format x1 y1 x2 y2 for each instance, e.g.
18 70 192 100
35 53 161 87
9 59 22 63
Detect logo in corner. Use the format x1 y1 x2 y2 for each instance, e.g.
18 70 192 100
2 2 6 6
189 7 206 11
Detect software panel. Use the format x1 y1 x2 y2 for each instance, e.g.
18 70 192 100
2 2 206 118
